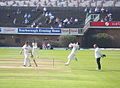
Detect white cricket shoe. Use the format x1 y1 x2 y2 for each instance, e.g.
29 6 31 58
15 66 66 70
96 68 101 70
64 63 69 66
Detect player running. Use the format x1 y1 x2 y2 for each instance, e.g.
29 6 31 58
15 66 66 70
65 42 80 66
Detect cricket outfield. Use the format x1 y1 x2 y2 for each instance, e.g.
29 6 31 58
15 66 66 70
0 48 120 88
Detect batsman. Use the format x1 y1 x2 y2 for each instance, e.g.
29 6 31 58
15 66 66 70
31 40 38 67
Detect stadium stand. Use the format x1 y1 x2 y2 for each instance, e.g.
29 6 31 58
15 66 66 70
0 1 120 29
0 6 42 27
0 6 120 28
0 6 86 28
0 0 120 7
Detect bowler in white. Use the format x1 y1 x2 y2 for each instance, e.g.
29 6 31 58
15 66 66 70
65 42 80 66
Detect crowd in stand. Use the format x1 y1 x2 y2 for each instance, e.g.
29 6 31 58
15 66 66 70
40 7 81 28
84 6 113 22
0 6 118 28
0 0 120 28
0 6 85 28
0 7 42 27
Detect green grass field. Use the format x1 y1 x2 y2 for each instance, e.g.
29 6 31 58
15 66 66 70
0 48 120 88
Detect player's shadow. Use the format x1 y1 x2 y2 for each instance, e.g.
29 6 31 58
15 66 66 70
72 69 120 72
100 69 120 72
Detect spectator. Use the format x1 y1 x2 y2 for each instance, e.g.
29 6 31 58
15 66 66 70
16 9 21 14
89 8 92 14
95 7 100 14
69 17 74 24
109 16 113 21
45 12 49 17
63 18 69 26
74 18 78 24
101 7 105 13
24 13 28 18
43 7 47 15
47 43 51 49
48 12 53 17
104 16 109 21
55 17 60 24
27 13 31 18
31 22 36 27
100 17 104 22
84 6 89 13
58 22 63 28
24 18 29 24
107 12 112 18
49 15 54 24
42 43 46 50
13 18 16 24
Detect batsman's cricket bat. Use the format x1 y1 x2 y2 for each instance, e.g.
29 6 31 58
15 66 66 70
33 59 38 67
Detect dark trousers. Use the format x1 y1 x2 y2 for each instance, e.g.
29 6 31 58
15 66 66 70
96 57 101 70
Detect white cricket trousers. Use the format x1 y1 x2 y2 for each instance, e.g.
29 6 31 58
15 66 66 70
32 48 38 58
24 53 31 66
65 53 76 65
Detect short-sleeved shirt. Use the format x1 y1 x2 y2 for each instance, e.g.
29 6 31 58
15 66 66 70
22 45 31 54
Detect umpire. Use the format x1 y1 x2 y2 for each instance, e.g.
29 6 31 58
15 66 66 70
93 44 106 70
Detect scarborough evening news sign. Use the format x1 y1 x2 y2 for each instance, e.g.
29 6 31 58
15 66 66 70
18 28 61 35
0 27 82 35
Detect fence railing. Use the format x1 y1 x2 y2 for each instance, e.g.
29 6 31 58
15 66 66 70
85 14 100 24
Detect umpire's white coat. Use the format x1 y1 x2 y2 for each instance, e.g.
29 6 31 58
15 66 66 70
94 47 103 59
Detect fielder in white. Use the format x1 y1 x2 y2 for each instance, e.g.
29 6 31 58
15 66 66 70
65 42 80 66
20 41 33 67
32 40 38 59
